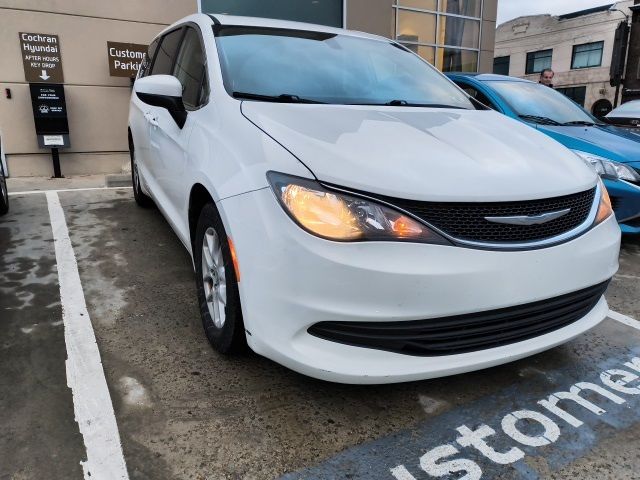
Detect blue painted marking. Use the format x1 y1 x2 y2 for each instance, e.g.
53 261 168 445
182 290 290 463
280 342 640 480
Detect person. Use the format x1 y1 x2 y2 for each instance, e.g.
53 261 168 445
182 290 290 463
539 69 554 88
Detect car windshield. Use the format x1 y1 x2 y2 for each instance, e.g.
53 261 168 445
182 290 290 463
214 26 473 108
608 100 640 117
486 80 598 125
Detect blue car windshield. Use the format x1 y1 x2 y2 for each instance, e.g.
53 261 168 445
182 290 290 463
215 26 473 108
487 80 597 125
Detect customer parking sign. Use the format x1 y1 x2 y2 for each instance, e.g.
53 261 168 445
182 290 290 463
107 42 147 78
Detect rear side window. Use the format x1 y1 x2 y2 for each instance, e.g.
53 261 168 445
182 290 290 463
151 28 184 75
173 27 208 109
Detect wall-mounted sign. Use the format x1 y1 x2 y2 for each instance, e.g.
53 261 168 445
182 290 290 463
19 32 64 83
107 42 147 77
29 83 70 148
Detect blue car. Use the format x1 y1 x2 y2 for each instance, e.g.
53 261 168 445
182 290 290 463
447 73 640 234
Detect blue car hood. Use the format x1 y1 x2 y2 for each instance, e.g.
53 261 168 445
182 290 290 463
537 124 640 164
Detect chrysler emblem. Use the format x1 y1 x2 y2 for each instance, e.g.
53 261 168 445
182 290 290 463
485 208 571 226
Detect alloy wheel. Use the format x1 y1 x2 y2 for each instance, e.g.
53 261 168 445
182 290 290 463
201 227 227 328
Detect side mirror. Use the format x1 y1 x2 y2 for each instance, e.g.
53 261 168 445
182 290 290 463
134 75 187 128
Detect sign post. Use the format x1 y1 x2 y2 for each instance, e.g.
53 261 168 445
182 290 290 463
19 32 67 177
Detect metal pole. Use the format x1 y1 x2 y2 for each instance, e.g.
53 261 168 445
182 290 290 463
612 11 632 108
51 147 62 178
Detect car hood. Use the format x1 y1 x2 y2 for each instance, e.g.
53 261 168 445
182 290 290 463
537 124 640 164
242 103 597 202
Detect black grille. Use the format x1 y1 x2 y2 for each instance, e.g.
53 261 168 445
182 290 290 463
611 195 621 212
369 188 596 244
308 281 610 357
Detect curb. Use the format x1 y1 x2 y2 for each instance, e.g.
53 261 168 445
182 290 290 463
105 174 132 188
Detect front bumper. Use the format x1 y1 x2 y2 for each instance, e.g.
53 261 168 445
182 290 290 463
220 188 621 384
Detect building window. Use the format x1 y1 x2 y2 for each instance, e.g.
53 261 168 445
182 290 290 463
493 56 510 75
571 41 604 69
556 86 587 107
394 0 483 72
525 49 553 75
403 44 436 65
442 47 478 72
200 0 344 28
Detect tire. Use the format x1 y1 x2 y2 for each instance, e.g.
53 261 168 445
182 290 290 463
129 135 154 208
0 174 8 216
194 203 246 354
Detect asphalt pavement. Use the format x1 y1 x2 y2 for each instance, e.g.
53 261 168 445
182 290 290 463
1 183 639 480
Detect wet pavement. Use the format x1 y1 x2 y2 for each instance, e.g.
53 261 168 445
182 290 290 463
1 187 639 480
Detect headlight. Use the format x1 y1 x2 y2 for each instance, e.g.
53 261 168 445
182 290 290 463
596 178 614 225
267 172 451 244
573 150 640 182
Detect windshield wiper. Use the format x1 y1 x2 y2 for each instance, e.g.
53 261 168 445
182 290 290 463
347 100 467 108
232 91 325 104
562 120 597 126
386 99 467 109
518 114 561 126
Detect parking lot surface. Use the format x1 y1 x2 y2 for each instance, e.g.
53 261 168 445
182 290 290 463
1 186 640 480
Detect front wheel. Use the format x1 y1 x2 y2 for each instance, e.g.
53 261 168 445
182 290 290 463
0 174 9 216
129 136 154 208
194 203 246 354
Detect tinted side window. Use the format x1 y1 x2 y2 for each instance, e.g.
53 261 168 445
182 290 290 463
472 89 497 110
139 38 159 78
173 27 207 108
458 84 498 110
151 28 183 75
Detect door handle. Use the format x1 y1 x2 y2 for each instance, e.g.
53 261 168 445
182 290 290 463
144 112 159 127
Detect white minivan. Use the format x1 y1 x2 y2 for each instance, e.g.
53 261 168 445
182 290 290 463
128 14 620 384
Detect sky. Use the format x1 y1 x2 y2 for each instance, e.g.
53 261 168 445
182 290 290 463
497 0 617 24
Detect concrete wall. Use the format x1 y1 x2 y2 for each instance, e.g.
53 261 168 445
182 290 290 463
0 1 197 177
495 1 634 113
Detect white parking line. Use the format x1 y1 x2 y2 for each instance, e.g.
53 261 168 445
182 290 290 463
609 310 640 331
46 191 129 480
10 186 132 196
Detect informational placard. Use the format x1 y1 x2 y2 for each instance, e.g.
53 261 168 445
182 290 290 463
19 32 64 83
29 83 70 148
43 135 65 146
107 42 147 77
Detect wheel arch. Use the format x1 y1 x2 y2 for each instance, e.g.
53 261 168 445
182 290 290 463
127 127 134 157
189 183 216 251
